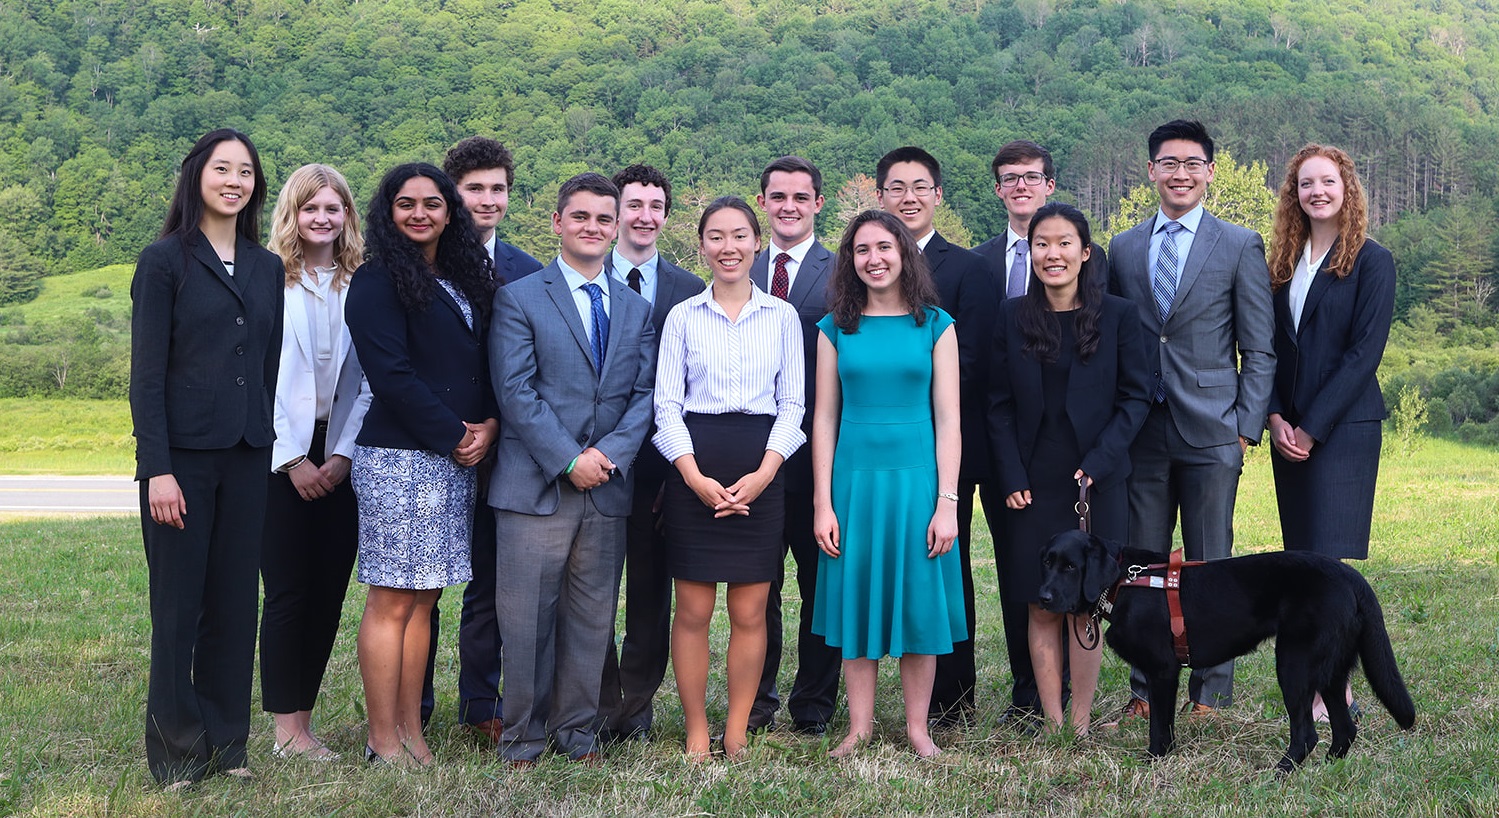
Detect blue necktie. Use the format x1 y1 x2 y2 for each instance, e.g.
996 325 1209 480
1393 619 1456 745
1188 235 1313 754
1152 221 1184 402
584 281 608 371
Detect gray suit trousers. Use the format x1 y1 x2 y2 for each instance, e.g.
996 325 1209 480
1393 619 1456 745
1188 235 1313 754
1125 401 1242 707
495 490 626 761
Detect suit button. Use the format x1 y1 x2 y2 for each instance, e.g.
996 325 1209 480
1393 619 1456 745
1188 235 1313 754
236 316 245 326
236 376 246 386
577 434 588 444
471 377 479 385
235 345 244 355
1160 335 1168 343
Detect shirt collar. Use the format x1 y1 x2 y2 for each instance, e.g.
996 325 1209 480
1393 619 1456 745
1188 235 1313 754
610 248 658 283
768 234 817 264
915 230 936 252
1007 225 1027 251
558 256 608 297
1155 204 1205 234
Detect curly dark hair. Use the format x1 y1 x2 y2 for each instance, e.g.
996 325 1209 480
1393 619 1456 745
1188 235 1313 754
1016 202 1101 364
613 164 673 216
364 162 496 321
442 136 515 187
828 210 938 333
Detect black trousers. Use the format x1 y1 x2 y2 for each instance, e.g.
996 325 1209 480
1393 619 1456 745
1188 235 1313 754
143 443 268 785
752 488 841 728
259 426 358 715
599 472 672 736
421 478 501 726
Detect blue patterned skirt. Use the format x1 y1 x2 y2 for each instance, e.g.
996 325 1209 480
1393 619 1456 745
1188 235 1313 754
351 445 475 590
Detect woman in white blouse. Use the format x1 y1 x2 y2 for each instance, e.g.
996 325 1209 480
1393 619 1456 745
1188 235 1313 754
654 196 806 760
259 164 372 760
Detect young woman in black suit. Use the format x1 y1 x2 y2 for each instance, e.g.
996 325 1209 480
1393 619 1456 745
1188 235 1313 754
988 202 1151 736
129 128 283 788
345 163 498 767
1266 145 1396 721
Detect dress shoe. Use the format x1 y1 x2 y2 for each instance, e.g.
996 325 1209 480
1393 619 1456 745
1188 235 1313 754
745 718 776 735
273 740 340 761
571 751 604 767
792 720 827 736
1100 697 1150 728
1185 701 1216 717
467 718 504 742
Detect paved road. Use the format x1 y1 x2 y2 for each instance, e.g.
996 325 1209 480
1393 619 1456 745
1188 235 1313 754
0 475 137 514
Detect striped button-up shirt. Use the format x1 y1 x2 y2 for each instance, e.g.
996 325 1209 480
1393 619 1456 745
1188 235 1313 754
652 284 806 463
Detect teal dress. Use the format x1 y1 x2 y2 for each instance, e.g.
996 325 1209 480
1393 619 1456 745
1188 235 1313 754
811 308 968 660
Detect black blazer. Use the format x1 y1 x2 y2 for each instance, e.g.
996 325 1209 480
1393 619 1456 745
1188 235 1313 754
926 231 999 483
987 295 1151 495
346 258 498 454
495 239 543 286
973 233 1110 304
1266 238 1396 441
129 231 283 480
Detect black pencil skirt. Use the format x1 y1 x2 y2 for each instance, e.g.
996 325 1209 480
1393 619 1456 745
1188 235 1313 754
663 413 785 584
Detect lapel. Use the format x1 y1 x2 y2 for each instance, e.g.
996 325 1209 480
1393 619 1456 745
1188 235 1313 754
925 231 953 275
431 277 473 336
190 231 245 303
653 261 681 327
749 248 771 291
1297 237 1339 339
1273 282 1298 349
286 278 313 363
599 272 634 379
1167 212 1220 326
543 263 596 372
786 241 830 309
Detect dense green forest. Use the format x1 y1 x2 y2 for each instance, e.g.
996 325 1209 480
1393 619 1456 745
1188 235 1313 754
2 0 1498 439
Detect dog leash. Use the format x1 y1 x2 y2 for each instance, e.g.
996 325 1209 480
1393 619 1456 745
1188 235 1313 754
1073 478 1101 650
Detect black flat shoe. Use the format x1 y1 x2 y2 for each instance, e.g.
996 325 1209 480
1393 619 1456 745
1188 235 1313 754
365 744 387 765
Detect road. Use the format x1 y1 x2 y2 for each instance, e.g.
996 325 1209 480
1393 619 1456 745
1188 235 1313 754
0 475 137 514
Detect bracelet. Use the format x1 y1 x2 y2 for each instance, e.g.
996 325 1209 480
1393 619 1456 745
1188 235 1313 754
937 491 959 502
277 455 308 474
565 456 579 475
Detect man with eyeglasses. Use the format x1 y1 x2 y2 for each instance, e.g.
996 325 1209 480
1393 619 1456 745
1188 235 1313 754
874 146 998 728
1104 120 1274 725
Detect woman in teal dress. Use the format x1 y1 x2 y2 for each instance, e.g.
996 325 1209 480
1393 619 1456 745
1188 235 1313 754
811 210 966 759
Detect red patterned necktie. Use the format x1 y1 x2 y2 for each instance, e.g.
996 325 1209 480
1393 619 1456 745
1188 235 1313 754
771 252 791 300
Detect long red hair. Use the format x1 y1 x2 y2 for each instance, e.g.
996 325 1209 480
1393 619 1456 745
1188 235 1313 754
1268 144 1368 290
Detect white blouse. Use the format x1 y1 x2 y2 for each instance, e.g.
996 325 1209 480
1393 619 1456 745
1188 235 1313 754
1288 242 1329 332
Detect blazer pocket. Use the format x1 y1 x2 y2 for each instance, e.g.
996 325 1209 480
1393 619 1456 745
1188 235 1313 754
1197 368 1237 388
167 383 216 438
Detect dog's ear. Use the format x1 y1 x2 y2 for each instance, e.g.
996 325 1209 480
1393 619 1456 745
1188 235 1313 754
1080 533 1121 604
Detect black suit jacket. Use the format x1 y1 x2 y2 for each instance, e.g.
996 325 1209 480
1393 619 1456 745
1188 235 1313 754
1266 238 1396 441
974 231 1110 304
987 295 1152 495
925 231 999 482
346 258 498 454
621 255 707 486
495 239 543 286
751 240 833 493
129 231 283 480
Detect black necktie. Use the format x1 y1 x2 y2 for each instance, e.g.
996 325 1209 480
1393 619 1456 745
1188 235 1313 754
627 267 642 294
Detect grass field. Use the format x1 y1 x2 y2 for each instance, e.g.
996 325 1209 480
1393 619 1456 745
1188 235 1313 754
6 265 135 327
0 399 134 474
1 440 1497 816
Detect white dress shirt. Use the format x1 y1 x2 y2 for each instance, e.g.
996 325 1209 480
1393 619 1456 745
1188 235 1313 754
1148 204 1206 287
558 257 610 344
653 285 807 463
766 234 818 295
609 249 659 306
1288 241 1329 332
1004 225 1030 295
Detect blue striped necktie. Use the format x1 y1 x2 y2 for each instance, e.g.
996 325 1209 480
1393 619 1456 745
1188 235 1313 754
1151 220 1184 402
584 281 608 371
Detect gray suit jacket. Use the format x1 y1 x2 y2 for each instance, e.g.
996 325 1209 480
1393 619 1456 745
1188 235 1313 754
1108 210 1274 447
750 241 832 493
487 259 657 517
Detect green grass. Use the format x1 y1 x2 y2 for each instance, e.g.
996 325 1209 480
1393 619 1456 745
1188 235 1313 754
0 399 133 474
1 440 1497 816
5 265 135 328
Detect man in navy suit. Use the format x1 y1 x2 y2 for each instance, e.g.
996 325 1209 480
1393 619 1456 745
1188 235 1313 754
875 146 998 726
489 173 656 764
597 164 705 742
418 137 547 738
748 156 840 735
1106 120 1274 720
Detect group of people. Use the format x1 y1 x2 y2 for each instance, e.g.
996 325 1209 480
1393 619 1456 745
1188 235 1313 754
128 118 1394 788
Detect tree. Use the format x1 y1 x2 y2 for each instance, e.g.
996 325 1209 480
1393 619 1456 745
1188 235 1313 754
1102 150 1275 244
0 235 45 306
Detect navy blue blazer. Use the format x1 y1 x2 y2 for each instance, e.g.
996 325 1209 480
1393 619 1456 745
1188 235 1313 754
346 258 497 454
987 295 1152 495
1266 238 1396 441
926 231 1000 483
495 239 543 286
129 231 283 480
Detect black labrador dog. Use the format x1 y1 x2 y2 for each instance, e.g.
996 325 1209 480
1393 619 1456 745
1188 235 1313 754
1038 530 1416 772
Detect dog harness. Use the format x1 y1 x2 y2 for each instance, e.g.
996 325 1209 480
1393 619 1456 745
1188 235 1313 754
1096 548 1207 666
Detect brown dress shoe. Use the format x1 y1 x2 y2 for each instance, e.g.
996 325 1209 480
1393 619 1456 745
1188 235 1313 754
1100 697 1150 728
469 719 504 742
1186 701 1216 716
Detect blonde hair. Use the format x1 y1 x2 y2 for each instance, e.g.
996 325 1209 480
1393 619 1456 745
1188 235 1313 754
1268 144 1368 290
268 164 364 289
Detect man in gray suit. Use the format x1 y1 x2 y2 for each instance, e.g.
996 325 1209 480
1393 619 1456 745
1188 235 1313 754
488 173 657 765
748 155 840 735
598 164 705 742
1106 120 1274 719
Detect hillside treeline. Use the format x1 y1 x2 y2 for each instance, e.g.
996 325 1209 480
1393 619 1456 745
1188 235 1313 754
2 0 1498 439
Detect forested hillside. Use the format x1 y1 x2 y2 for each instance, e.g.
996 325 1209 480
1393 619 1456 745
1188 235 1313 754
2 0 1498 437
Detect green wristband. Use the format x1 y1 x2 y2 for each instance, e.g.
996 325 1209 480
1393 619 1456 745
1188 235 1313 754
565 456 579 475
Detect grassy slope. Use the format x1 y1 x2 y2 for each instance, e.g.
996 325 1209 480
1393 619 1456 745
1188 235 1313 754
0 440 1495 816
10 265 135 326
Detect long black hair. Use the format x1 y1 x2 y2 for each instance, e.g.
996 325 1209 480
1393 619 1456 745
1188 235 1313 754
365 162 496 321
159 128 267 244
829 209 939 333
1017 202 1102 364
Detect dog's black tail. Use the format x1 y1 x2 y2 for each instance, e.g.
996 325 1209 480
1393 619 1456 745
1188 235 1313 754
1355 576 1416 729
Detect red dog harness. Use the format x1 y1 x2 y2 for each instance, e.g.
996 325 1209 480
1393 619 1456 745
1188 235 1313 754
1098 549 1207 666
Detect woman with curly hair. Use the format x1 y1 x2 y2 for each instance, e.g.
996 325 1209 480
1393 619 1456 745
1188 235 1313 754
259 163 370 761
810 209 965 758
346 162 498 766
1266 145 1395 720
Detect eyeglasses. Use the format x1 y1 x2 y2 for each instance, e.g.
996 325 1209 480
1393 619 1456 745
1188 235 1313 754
1152 157 1210 174
998 172 1049 189
881 183 936 198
